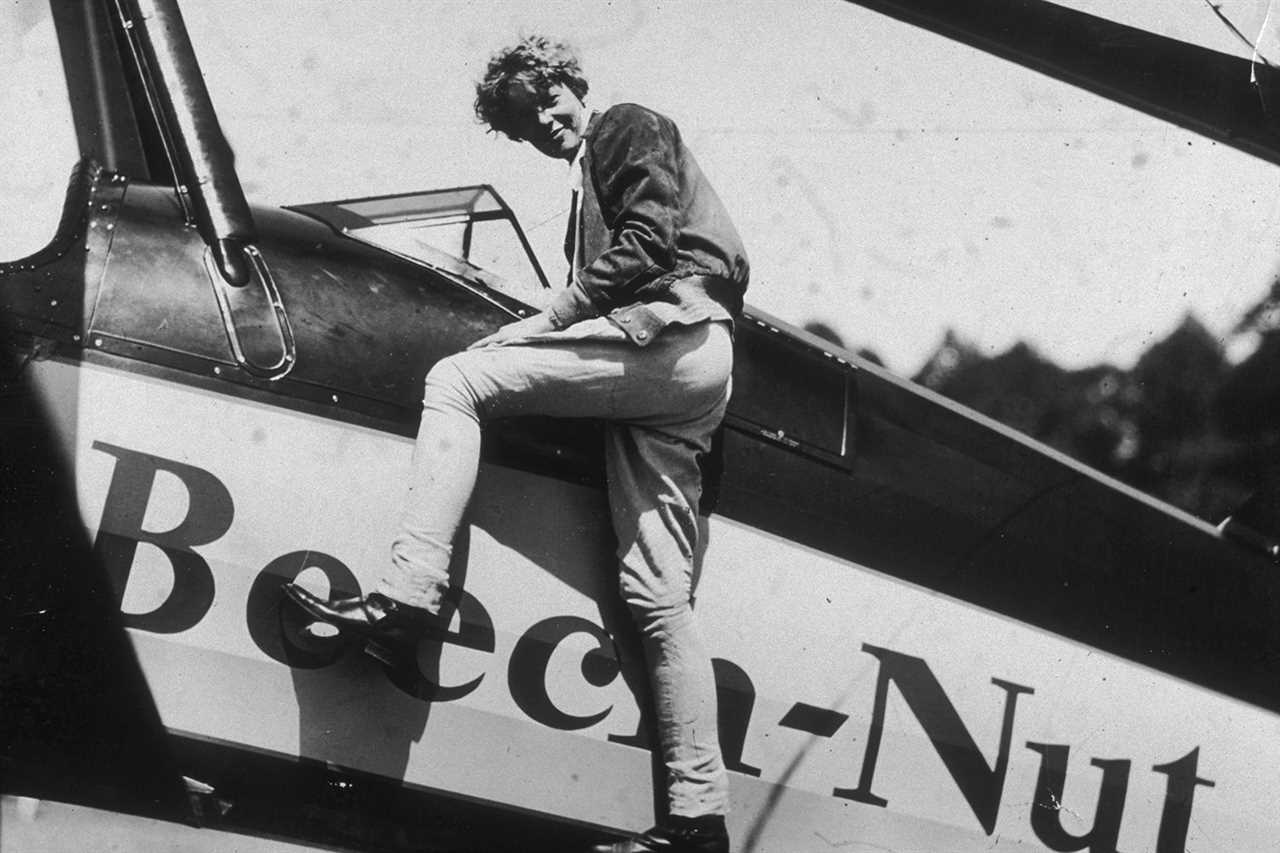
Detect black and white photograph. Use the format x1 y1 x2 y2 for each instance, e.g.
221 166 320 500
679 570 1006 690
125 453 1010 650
3 1 1280 851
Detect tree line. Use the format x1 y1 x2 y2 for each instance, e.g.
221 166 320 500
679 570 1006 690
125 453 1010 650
900 284 1280 525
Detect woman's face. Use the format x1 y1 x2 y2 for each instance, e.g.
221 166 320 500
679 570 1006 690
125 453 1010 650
503 81 589 161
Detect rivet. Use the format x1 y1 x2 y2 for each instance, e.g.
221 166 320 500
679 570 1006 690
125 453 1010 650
213 366 222 376
331 394 340 403
50 299 58 307
72 334 81 342
93 337 103 347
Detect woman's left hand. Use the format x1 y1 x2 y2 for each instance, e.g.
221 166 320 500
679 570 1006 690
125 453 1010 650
466 312 558 350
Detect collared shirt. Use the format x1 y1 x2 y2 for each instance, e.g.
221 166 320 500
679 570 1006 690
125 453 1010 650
568 126 588 194
565 111 594 283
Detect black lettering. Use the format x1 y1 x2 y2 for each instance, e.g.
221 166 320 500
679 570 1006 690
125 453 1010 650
384 588 496 702
1026 742 1131 852
834 643 1033 835
1152 748 1214 853
605 647 650 751
606 718 651 750
91 441 231 633
246 550 360 669
607 656 765 770
509 615 620 730
712 658 763 777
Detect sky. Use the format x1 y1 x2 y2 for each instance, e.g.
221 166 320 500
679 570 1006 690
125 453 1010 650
6 0 1280 375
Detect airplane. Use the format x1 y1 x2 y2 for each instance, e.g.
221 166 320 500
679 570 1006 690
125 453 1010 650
3 0 1280 851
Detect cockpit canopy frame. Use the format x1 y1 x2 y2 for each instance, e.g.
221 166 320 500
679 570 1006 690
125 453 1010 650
290 185 551 304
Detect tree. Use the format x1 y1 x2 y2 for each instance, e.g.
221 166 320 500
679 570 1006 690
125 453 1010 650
913 316 1247 521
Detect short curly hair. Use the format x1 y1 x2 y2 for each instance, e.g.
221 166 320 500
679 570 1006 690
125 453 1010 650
474 36 589 138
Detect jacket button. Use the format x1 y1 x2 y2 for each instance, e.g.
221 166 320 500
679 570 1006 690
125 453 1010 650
636 330 649 341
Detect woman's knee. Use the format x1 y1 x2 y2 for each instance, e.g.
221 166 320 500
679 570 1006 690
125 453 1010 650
617 558 691 631
423 354 482 413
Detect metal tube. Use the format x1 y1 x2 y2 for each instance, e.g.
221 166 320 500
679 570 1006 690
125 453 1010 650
123 0 256 284
50 0 151 178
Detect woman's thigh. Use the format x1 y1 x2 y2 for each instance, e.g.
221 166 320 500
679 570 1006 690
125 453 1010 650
437 318 732 429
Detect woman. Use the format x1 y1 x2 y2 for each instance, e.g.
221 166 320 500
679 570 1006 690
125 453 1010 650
286 36 749 853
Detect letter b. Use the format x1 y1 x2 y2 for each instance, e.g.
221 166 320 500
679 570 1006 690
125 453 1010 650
92 442 232 633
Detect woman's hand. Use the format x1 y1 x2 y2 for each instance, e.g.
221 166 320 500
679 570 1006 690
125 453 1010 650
466 312 557 350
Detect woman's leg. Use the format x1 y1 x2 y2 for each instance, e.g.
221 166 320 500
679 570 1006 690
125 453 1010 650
377 318 732 616
602 323 734 820
376 354 487 612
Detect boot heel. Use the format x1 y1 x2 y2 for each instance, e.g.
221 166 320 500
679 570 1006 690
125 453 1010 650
363 639 405 668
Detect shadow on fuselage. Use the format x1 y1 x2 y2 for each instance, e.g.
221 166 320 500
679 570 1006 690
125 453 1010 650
0 163 189 824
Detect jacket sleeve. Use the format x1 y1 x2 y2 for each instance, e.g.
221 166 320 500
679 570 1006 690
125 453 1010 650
547 104 681 328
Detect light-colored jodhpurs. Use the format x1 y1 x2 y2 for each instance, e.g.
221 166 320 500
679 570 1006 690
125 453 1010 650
378 315 733 818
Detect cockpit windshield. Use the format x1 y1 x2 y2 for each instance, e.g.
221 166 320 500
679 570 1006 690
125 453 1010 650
290 185 550 306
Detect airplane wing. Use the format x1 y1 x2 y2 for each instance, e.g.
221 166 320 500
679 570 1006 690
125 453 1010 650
842 0 1280 165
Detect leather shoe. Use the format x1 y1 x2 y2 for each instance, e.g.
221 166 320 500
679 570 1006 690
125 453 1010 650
589 817 729 853
282 585 431 667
